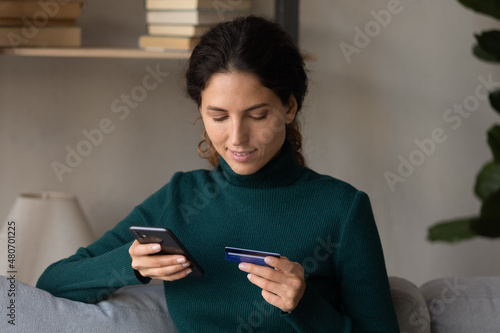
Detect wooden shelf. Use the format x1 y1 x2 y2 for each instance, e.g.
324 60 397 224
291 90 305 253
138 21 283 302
0 47 316 61
0 47 191 59
0 1 304 60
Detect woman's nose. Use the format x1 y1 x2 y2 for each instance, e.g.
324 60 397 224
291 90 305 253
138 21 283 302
231 119 249 146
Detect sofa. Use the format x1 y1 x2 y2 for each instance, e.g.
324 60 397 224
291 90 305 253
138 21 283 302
390 276 500 333
1 275 499 332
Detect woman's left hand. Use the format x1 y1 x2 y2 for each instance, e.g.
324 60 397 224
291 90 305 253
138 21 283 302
238 256 306 313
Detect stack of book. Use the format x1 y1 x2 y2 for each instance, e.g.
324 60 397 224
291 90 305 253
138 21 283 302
0 0 83 48
140 0 253 52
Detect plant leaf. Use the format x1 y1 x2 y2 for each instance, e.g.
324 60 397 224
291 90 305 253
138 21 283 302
470 191 500 237
475 31 500 59
428 218 477 243
473 44 500 62
458 0 500 20
488 125 500 162
489 91 500 115
481 190 500 219
474 161 500 201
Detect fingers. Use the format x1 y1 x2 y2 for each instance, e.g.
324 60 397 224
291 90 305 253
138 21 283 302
129 240 191 281
265 256 302 275
130 240 187 264
238 257 302 282
133 251 188 269
132 254 192 281
238 257 306 313
129 240 162 256
245 268 282 295
239 262 283 284
139 264 192 281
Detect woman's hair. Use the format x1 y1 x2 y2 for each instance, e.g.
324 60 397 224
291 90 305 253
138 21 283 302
186 15 308 167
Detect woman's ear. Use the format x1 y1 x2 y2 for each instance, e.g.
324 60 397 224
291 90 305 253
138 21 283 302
285 95 298 124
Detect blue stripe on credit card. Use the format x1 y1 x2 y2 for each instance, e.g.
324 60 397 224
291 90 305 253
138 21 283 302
225 247 280 266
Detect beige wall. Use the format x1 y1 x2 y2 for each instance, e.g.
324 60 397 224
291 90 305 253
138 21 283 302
1 0 499 286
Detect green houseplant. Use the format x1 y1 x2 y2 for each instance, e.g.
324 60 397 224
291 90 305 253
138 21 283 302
428 0 500 243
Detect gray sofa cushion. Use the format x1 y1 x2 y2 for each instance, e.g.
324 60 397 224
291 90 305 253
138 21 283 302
420 276 500 333
389 276 431 333
0 276 177 332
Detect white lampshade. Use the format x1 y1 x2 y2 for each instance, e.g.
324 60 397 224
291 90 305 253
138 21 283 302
0 192 95 286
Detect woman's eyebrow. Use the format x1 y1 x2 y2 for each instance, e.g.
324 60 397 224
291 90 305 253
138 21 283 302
206 103 269 113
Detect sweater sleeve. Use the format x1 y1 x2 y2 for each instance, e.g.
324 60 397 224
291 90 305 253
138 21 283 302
35 182 173 303
283 191 400 332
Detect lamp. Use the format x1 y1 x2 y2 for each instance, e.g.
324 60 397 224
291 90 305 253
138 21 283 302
0 192 95 286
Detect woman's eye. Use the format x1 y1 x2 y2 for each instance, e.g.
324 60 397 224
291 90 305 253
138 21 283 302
213 117 228 122
249 115 267 120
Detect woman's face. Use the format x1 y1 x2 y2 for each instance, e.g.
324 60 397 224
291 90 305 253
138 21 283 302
200 71 297 175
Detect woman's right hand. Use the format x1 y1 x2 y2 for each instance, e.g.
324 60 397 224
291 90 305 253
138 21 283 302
129 240 192 281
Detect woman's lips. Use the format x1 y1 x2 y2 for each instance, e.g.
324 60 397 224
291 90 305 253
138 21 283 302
228 149 256 162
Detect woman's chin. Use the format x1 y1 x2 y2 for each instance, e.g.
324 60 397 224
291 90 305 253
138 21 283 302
227 160 262 175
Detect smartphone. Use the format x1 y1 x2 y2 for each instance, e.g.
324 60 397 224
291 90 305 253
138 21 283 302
129 226 204 276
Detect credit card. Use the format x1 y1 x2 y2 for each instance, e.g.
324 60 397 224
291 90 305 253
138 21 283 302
225 247 280 267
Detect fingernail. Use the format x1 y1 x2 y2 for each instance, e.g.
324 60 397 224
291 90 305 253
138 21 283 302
247 273 251 280
239 263 247 270
177 257 186 263
264 256 273 264
182 263 190 268
186 269 192 275
152 244 161 251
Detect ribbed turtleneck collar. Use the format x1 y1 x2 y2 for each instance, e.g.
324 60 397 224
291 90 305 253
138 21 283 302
215 139 305 188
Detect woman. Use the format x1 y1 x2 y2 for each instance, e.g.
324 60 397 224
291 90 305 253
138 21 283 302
37 16 399 332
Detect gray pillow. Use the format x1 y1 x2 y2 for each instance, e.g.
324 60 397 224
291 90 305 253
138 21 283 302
0 276 177 332
389 276 431 333
420 277 500 333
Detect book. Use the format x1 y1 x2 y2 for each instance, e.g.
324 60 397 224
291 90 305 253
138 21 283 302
0 1 82 19
146 0 252 11
138 35 200 51
147 24 210 37
146 10 246 25
0 18 77 26
0 26 81 47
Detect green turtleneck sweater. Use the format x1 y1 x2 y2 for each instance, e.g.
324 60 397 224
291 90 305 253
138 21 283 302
37 139 399 332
